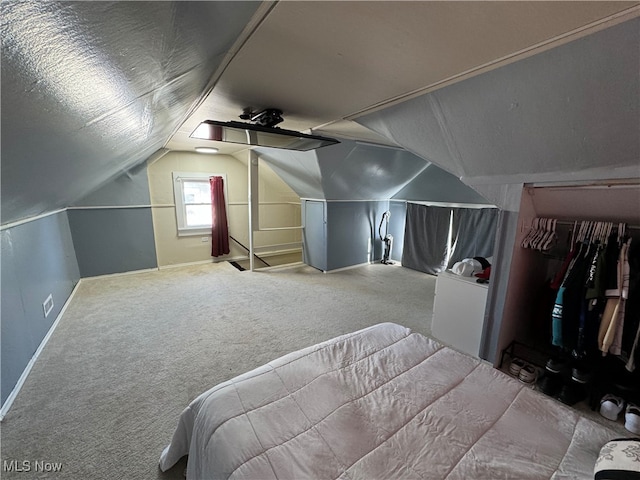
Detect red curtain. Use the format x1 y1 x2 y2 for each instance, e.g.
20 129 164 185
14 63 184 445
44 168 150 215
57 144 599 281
210 176 230 257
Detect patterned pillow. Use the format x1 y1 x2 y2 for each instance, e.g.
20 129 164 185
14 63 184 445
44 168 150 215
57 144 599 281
594 438 640 479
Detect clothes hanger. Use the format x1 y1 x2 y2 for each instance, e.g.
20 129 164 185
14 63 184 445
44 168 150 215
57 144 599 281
522 217 541 249
521 218 536 248
575 221 589 255
538 218 554 250
540 218 557 251
570 220 578 247
530 218 544 249
533 218 546 250
591 221 602 245
604 222 613 245
595 222 604 245
530 218 545 249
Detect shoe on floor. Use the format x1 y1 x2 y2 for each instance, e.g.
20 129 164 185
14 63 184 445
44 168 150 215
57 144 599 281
570 366 592 384
546 356 568 374
625 403 640 434
518 364 537 384
509 358 526 377
600 394 625 421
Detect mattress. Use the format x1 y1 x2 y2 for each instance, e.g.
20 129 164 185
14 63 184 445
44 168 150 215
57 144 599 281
159 322 618 479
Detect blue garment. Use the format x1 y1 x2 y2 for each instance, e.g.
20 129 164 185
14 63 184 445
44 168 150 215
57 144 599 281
552 286 565 347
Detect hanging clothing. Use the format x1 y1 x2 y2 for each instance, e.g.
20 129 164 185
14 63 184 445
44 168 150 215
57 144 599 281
551 247 577 291
574 243 603 358
579 242 607 357
548 223 638 368
610 238 631 355
552 242 594 351
598 239 630 355
551 287 567 347
551 243 580 347
622 241 640 371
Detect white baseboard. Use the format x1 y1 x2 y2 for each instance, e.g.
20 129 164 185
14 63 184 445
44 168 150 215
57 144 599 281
81 267 159 281
158 256 247 270
159 249 302 270
325 260 391 273
0 281 81 421
158 259 214 270
254 247 302 257
254 261 305 272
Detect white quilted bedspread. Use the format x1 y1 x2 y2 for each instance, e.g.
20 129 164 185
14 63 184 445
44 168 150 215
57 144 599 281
159 323 617 479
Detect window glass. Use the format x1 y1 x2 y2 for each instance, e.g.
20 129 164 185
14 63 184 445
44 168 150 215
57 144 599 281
186 204 211 227
183 181 211 205
172 172 227 236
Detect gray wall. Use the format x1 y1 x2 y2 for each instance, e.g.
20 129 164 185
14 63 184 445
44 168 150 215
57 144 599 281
68 165 157 277
302 200 392 272
326 201 390 271
256 141 432 202
302 200 327 271
258 139 495 272
303 198 501 272
302 199 392 271
479 209 520 364
388 201 407 263
1 211 80 405
393 164 491 204
68 209 157 278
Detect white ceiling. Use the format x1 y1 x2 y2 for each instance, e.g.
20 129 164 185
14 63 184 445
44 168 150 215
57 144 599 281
166 1 639 154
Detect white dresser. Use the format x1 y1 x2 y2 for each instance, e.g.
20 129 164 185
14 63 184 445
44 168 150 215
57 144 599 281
431 271 489 357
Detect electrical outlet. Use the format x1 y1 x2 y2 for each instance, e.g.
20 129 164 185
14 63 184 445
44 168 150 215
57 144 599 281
43 294 54 318
201 237 209 242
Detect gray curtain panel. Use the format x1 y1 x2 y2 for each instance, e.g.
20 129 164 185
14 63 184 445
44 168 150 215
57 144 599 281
402 204 451 275
448 207 499 267
402 203 498 275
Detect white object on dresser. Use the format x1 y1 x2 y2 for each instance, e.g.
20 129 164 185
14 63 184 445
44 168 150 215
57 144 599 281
432 270 489 357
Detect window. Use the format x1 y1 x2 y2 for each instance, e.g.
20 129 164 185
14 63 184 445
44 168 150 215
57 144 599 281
172 172 227 236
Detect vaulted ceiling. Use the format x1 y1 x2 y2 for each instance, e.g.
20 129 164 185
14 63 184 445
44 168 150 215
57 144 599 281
1 1 262 223
2 1 638 225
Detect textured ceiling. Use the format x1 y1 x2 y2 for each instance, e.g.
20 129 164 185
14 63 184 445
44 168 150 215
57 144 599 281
168 1 638 152
356 17 640 209
1 1 261 224
2 1 638 225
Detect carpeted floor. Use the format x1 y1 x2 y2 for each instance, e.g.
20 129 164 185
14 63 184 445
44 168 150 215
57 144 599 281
0 261 435 479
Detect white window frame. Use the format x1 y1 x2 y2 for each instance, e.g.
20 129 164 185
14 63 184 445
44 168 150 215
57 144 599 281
172 172 228 237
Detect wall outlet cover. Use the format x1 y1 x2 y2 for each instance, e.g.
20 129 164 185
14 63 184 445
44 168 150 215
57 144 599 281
43 294 54 318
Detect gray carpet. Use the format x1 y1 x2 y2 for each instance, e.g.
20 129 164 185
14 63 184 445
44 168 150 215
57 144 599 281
0 262 435 479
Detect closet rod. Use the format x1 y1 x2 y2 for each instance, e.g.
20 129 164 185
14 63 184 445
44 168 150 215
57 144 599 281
553 220 640 230
529 181 640 190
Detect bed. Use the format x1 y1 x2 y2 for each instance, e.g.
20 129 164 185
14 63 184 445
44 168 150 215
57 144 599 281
159 322 622 479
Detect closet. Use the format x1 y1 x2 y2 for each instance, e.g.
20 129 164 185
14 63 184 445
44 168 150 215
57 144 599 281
496 182 640 410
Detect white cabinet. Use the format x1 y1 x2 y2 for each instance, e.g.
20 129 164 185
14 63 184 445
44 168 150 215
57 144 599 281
432 271 489 357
